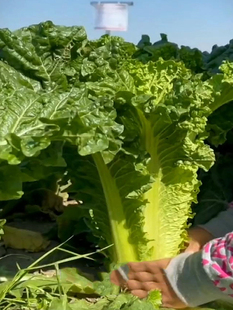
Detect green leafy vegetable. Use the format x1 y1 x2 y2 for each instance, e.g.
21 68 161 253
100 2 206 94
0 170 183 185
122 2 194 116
1 21 233 267
2 20 233 310
147 290 162 309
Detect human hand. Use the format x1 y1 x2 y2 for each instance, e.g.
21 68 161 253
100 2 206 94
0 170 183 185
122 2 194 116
185 227 214 253
111 258 187 309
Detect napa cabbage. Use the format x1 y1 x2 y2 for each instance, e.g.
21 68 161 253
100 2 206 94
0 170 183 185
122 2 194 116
1 22 233 265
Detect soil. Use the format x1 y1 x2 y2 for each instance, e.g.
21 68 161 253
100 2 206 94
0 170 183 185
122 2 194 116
0 219 99 281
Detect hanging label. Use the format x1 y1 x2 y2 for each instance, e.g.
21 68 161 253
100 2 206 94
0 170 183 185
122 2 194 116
93 3 128 31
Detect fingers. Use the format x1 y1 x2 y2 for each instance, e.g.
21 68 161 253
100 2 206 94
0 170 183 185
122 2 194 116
128 271 156 282
127 261 149 272
129 283 160 299
127 279 159 292
111 267 163 303
126 279 143 290
111 262 163 287
110 270 126 287
127 261 167 274
127 262 164 284
127 262 146 272
111 259 187 309
131 290 148 299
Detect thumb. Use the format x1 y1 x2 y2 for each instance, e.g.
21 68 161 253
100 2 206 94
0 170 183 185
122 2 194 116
110 269 127 287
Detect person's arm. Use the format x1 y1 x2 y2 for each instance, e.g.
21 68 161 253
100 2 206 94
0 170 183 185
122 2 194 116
111 205 233 308
165 232 233 307
200 206 233 238
185 226 214 253
186 205 233 253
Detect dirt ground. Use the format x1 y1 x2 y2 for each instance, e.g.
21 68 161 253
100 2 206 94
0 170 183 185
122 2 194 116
0 219 98 281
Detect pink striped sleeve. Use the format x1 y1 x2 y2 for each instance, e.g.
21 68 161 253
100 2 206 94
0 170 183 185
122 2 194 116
202 232 233 297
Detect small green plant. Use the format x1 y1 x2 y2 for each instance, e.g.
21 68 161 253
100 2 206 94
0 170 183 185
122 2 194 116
0 220 6 241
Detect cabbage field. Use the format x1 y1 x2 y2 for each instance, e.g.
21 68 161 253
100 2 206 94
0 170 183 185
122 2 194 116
0 21 233 309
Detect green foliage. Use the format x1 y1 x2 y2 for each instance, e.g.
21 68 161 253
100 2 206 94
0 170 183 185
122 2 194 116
135 33 204 73
147 290 162 309
1 21 233 310
0 219 6 240
136 33 233 75
1 20 233 266
193 152 233 225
